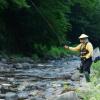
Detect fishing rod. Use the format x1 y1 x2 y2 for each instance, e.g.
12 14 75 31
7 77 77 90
28 0 64 46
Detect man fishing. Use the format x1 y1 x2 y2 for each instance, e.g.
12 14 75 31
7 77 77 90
64 34 93 82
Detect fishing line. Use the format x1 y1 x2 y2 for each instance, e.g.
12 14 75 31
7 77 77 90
28 0 63 45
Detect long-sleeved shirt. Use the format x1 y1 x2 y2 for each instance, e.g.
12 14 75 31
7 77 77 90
69 42 93 59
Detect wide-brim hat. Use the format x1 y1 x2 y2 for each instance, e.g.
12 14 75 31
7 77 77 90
79 34 88 39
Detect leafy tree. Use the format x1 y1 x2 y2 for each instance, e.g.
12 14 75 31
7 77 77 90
67 0 98 44
0 0 69 56
0 0 100 56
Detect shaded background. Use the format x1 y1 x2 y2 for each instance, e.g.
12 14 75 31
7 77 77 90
0 0 100 56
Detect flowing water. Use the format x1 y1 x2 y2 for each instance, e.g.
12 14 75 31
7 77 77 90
0 56 80 100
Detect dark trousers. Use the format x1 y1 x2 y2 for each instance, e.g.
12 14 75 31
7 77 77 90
80 57 92 74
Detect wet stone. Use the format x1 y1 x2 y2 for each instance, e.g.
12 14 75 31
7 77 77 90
0 63 9 67
17 91 29 99
1 84 12 94
21 57 34 63
48 91 79 100
13 63 23 69
63 73 72 79
10 57 34 63
31 96 45 100
0 58 7 63
0 77 7 81
0 94 5 99
1 86 6 94
22 63 32 69
71 71 80 81
5 92 18 100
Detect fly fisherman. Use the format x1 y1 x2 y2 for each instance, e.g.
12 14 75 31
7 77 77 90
64 34 93 82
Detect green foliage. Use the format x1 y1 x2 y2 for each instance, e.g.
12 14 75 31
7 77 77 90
48 47 64 58
0 0 8 10
48 46 77 58
40 0 71 37
79 79 100 100
33 44 49 57
32 54 39 60
67 0 99 43
0 0 100 56
92 61 100 70
13 0 29 8
77 61 100 100
0 0 70 55
0 0 29 9
32 44 77 58
92 61 100 77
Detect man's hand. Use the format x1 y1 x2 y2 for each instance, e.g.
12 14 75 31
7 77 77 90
64 45 69 49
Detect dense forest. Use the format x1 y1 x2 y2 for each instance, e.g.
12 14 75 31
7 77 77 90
0 0 100 56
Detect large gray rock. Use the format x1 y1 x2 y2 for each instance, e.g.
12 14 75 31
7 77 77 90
14 62 32 69
56 73 71 80
64 73 72 79
22 62 32 69
1 58 7 63
13 63 23 69
48 91 79 100
0 93 5 99
71 71 80 81
1 84 12 94
5 92 18 100
0 63 9 68
22 57 34 63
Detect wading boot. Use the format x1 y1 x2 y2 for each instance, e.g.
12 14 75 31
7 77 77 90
84 72 90 82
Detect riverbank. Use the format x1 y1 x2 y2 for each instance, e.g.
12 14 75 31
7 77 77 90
0 46 78 61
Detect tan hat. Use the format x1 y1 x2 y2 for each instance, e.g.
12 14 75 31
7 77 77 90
79 34 88 39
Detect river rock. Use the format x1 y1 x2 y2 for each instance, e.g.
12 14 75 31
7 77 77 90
31 96 45 100
22 62 31 69
48 91 79 100
20 57 34 63
1 83 12 94
0 94 5 99
11 57 34 63
5 92 18 100
1 58 7 63
0 63 8 68
71 71 80 81
64 73 72 79
18 91 29 99
13 63 23 69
